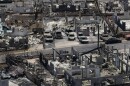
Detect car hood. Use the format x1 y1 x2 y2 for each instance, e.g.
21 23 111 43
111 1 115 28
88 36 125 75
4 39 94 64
78 36 85 38
82 39 88 41
69 37 75 39
45 38 53 40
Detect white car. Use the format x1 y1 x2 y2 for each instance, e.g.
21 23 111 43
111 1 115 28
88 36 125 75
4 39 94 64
78 36 89 44
77 32 84 39
45 34 54 43
44 30 51 38
68 32 75 41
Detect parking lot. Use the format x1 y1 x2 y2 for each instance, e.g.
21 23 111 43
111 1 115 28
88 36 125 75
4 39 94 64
45 31 99 49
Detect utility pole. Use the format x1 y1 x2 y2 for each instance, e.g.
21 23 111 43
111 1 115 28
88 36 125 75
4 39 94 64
42 1 45 49
65 11 68 24
50 0 53 7
97 24 100 48
74 17 77 34
79 8 81 20
34 0 39 20
93 11 100 48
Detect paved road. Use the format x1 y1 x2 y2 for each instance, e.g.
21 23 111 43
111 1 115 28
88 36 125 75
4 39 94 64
0 43 98 57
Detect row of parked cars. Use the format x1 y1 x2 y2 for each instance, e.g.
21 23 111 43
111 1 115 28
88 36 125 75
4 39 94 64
44 29 63 43
64 27 89 43
44 26 89 44
33 26 123 45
